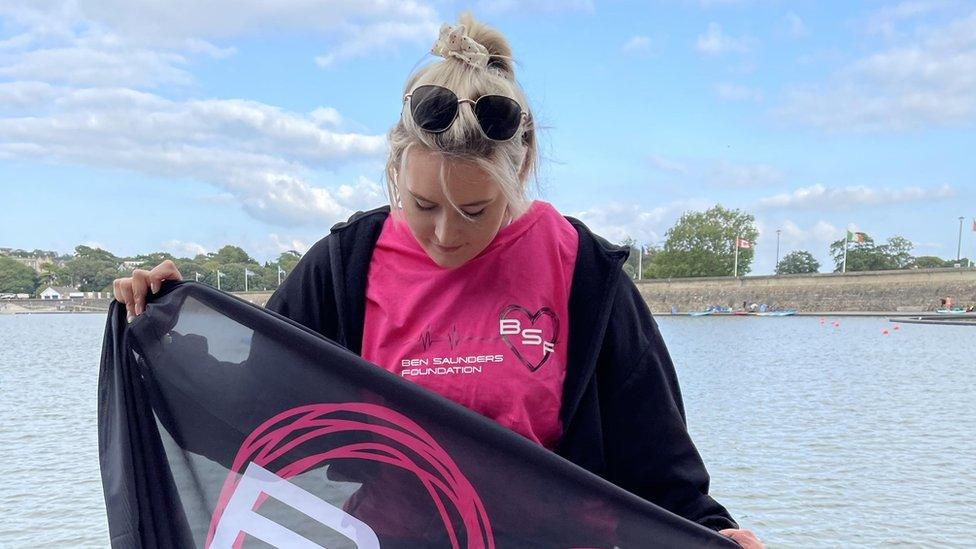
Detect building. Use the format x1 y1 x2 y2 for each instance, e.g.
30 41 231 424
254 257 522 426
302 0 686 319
39 286 82 300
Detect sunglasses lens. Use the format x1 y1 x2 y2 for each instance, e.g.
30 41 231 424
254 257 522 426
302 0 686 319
410 85 458 132
474 95 522 140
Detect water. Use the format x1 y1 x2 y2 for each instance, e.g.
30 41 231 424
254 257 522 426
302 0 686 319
0 313 973 547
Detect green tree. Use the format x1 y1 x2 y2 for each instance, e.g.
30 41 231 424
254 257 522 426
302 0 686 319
775 250 820 274
276 250 302 273
210 245 255 266
0 257 40 294
63 245 120 291
909 256 946 268
648 205 759 278
829 234 915 272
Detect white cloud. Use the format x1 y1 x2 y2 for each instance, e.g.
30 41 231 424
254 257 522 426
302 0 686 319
648 154 688 174
709 160 781 187
696 22 752 55
476 0 594 15
715 82 764 102
0 86 388 225
161 239 209 257
865 0 947 40
572 200 711 245
778 8 976 132
648 154 782 187
314 19 439 68
621 35 652 55
758 183 956 210
782 12 808 38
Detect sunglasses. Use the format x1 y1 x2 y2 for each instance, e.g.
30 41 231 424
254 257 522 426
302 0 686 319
403 84 527 141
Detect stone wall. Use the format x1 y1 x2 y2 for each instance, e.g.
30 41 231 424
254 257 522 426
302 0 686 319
635 268 976 313
157 269 976 315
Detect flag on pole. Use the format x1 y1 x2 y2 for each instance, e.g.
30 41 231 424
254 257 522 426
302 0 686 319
846 230 866 244
244 268 255 277
736 238 751 249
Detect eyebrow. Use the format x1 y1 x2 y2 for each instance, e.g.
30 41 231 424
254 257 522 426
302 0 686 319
408 190 493 208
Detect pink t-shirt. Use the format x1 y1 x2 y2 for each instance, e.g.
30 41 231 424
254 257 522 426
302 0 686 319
361 200 579 449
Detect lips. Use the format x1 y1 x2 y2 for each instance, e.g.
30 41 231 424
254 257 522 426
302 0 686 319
433 242 463 253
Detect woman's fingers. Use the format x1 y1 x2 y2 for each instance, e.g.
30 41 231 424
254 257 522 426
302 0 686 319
148 260 182 294
113 277 136 321
719 529 763 549
111 260 183 322
130 269 151 316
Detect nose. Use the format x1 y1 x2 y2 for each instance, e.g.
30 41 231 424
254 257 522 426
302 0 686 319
434 211 462 246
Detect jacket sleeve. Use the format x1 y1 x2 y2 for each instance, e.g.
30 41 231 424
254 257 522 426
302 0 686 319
265 235 340 342
598 271 738 532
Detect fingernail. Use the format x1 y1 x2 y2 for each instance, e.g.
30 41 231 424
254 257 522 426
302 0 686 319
127 314 134 324
150 282 160 294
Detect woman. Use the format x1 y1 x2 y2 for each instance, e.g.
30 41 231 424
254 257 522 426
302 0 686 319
114 12 762 548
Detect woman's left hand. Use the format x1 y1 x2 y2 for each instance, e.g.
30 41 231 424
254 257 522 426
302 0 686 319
718 528 764 548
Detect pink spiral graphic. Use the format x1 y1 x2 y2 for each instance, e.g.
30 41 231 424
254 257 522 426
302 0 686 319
206 402 494 548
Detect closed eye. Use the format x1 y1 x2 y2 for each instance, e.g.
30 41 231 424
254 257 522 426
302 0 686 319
414 199 436 211
463 207 487 217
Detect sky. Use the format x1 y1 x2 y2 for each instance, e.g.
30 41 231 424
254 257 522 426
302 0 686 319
1 0 974 274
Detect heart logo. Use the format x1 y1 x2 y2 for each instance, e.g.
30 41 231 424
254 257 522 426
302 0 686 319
498 305 559 372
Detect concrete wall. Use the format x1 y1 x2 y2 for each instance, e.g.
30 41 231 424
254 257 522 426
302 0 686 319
635 268 976 313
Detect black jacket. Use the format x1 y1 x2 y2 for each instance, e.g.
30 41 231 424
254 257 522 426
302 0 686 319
267 205 738 532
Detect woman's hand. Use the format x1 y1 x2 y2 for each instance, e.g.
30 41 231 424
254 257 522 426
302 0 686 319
113 260 183 321
719 528 764 548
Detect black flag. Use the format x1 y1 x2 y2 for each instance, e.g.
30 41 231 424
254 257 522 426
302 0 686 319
98 281 736 548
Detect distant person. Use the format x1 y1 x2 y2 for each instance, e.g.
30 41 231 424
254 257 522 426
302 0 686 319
112 12 760 548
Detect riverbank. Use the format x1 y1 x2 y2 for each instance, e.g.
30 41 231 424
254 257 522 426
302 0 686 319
4 267 973 316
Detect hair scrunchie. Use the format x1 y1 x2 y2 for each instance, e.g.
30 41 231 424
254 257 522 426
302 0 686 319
430 23 490 69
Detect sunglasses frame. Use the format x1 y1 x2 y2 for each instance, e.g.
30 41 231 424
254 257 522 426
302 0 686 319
403 84 528 142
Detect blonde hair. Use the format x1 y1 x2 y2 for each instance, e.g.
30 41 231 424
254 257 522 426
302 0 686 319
384 11 538 221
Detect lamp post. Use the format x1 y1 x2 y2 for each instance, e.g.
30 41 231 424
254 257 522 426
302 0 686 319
958 216 964 262
775 229 781 273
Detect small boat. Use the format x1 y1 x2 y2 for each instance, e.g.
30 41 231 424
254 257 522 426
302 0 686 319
756 310 797 317
689 310 713 317
936 308 967 315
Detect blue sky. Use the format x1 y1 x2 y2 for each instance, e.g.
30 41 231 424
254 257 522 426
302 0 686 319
1 0 974 274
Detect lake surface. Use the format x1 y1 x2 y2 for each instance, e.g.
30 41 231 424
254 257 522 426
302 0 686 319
1 313 973 547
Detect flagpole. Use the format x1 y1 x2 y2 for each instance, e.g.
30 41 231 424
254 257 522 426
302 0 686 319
637 244 643 281
216 269 221 290
733 235 739 278
842 231 849 274
244 269 248 292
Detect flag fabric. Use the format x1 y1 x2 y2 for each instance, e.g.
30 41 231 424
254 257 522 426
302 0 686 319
971 217 975 232
98 282 735 548
244 268 255 276
846 230 866 243
278 266 286 275
736 238 751 249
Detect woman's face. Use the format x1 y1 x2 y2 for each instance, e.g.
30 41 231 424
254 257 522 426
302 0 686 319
398 146 510 269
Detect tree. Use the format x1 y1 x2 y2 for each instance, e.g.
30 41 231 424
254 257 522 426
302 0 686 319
775 250 820 274
276 250 303 273
829 234 915 272
63 245 120 291
0 257 39 294
909 256 946 268
210 245 255 266
647 205 759 278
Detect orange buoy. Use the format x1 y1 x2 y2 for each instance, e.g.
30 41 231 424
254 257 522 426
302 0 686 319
882 329 889 335
893 325 900 330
